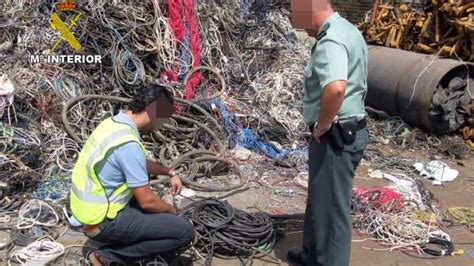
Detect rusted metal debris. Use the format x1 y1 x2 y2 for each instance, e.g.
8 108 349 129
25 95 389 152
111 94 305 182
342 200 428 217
359 0 474 62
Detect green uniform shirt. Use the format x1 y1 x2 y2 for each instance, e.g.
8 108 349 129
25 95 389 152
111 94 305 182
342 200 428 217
303 13 368 125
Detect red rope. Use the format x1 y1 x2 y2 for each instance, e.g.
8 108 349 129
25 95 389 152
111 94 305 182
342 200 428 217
354 186 404 210
183 0 202 100
163 0 185 82
168 0 185 41
162 0 203 98
160 69 178 83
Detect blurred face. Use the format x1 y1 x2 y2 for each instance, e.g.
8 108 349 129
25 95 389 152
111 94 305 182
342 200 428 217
143 97 175 134
143 101 158 134
291 0 330 36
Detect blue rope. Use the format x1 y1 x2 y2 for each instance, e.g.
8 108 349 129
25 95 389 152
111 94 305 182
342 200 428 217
213 100 305 160
237 128 290 159
33 176 71 202
214 100 238 138
242 0 250 13
180 22 191 80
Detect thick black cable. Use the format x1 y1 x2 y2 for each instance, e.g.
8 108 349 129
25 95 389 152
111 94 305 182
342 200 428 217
10 226 59 247
180 198 275 265
421 237 455 257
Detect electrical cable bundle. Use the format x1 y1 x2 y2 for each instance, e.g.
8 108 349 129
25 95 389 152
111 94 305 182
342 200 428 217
180 198 276 265
269 213 305 235
421 237 455 257
9 236 65 265
1 0 314 199
169 150 246 192
10 226 60 247
17 199 60 229
352 187 405 214
1 199 63 247
446 207 474 230
0 196 23 230
0 198 64 263
64 95 246 193
0 196 24 213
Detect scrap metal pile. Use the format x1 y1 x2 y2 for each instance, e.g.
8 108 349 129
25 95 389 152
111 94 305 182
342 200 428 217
0 0 309 196
359 0 474 61
1 1 304 263
365 111 472 159
1 0 473 264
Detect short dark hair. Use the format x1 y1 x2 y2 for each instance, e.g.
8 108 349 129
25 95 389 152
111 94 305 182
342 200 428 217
129 84 174 114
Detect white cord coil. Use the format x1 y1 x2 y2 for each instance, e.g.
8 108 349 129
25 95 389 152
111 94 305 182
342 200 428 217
17 199 60 229
10 236 64 266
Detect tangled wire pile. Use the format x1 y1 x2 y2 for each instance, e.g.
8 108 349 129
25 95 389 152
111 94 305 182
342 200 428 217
0 197 66 264
445 207 474 231
0 0 310 196
351 186 457 257
10 236 65 265
365 111 472 160
180 198 276 265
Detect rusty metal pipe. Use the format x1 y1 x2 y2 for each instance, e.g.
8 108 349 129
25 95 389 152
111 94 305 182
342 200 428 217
366 45 473 134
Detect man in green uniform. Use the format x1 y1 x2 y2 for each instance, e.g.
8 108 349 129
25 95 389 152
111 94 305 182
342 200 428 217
289 1 369 265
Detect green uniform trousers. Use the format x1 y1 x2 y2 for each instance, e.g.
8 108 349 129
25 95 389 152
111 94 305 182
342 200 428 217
302 127 369 266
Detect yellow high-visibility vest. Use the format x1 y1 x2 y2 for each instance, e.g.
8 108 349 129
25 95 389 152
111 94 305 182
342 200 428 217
70 117 145 225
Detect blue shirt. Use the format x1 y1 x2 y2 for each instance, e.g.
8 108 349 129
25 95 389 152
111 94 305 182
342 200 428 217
70 111 148 226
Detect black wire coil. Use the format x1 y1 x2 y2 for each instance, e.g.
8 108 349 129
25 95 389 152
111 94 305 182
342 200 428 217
180 198 275 264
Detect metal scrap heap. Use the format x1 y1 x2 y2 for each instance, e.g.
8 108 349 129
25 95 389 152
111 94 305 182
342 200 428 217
359 0 474 61
0 0 309 196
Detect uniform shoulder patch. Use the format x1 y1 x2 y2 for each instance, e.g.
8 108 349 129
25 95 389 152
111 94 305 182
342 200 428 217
316 24 330 41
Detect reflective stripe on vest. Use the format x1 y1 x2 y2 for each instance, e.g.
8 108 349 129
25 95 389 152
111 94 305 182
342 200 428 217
72 129 131 204
109 191 133 205
71 178 133 205
71 179 104 203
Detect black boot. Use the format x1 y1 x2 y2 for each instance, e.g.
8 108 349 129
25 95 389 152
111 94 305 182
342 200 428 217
287 250 305 265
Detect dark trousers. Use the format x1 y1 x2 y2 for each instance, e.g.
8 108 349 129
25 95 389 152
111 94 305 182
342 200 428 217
89 200 195 264
302 128 368 266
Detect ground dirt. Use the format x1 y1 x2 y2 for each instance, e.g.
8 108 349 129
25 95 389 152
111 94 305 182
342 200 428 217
22 142 473 266
213 144 474 266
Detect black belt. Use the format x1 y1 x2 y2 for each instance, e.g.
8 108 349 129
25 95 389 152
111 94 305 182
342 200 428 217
309 118 366 134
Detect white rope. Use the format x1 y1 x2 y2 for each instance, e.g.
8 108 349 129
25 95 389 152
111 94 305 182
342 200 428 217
407 50 443 108
16 199 60 229
0 213 11 223
9 236 64 266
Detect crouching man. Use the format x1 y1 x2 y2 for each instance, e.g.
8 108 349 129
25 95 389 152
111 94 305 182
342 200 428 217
69 84 194 265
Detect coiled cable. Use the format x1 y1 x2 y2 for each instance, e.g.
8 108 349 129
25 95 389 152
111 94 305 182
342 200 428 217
180 198 276 265
17 199 60 229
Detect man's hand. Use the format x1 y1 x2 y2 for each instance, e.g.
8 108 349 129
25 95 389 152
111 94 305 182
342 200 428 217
313 115 339 143
314 79 347 143
168 205 178 215
313 125 330 143
170 175 182 196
